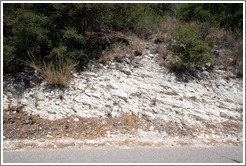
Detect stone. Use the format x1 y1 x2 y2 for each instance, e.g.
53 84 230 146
92 92 101 99
73 73 78 78
55 101 60 105
189 96 198 101
111 90 128 102
107 82 119 89
84 73 98 78
130 91 142 97
117 64 132 75
73 118 79 122
74 97 82 103
121 69 131 76
77 84 86 91
84 89 91 96
109 63 116 69
48 111 57 114
148 53 154 58
219 112 231 119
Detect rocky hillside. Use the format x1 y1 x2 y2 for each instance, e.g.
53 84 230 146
3 38 243 149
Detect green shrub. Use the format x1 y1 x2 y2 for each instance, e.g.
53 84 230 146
3 6 52 73
170 23 214 74
6 3 239 76
178 3 243 32
3 36 16 73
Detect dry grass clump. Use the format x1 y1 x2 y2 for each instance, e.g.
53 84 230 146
99 43 126 63
165 54 181 71
225 70 232 80
156 29 167 43
204 26 243 77
156 44 168 65
24 53 78 87
113 43 126 62
237 60 243 77
128 51 136 61
205 28 235 48
160 44 167 58
156 55 165 65
132 40 145 56
99 51 114 63
121 112 137 134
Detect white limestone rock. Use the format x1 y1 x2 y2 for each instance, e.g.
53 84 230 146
110 89 128 102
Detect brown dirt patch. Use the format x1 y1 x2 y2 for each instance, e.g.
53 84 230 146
3 106 243 148
3 106 152 140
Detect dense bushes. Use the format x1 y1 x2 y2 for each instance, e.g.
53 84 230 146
3 3 243 80
178 3 243 32
170 23 214 74
3 3 176 74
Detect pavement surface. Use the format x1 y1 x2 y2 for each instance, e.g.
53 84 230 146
3 146 244 163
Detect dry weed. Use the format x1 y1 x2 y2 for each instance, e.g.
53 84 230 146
165 54 180 71
206 28 235 47
157 29 163 40
160 44 167 58
156 55 165 64
237 60 243 77
24 53 78 87
128 51 136 61
225 70 232 80
122 112 137 134
113 44 126 62
99 51 114 63
132 40 145 56
233 40 243 61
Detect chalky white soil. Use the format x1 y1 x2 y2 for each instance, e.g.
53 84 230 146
3 44 244 149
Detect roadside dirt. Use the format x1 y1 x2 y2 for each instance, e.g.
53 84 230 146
3 105 243 150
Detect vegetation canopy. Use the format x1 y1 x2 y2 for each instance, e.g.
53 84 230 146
3 3 243 84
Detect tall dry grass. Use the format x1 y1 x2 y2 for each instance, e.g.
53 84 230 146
24 53 78 87
99 51 114 63
132 40 145 56
113 44 126 62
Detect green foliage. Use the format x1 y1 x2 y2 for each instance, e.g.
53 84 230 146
63 28 85 45
178 3 243 31
3 3 240 76
171 24 214 73
146 3 181 16
3 4 89 73
3 36 16 73
4 3 175 74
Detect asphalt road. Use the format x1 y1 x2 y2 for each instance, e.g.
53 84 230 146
3 146 244 163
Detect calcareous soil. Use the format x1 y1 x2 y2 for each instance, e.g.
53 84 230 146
3 35 243 150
